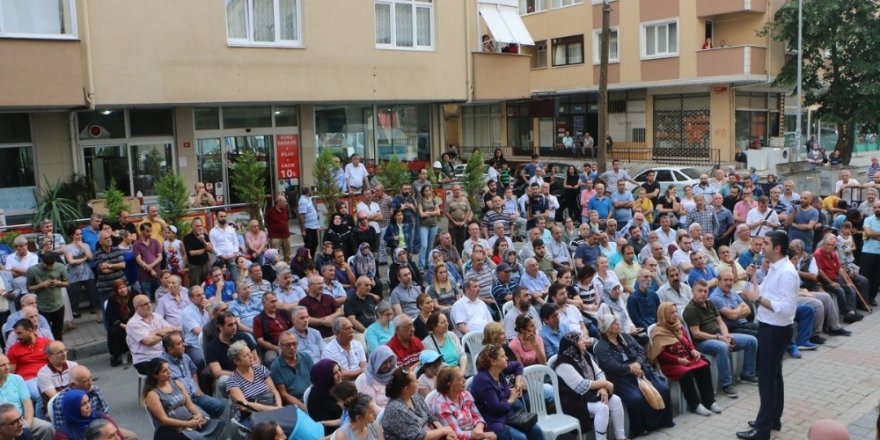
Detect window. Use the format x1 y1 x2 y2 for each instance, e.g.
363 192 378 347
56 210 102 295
592 28 619 63
643 21 678 58
226 0 301 47
552 35 584 67
0 114 36 215
375 0 433 50
519 0 546 14
0 0 76 38
552 0 582 8
530 40 547 68
462 104 502 148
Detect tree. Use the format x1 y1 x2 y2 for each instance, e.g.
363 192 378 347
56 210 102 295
230 150 267 223
313 149 343 228
155 174 189 232
103 178 126 221
376 155 411 195
761 0 880 165
462 149 486 214
32 177 80 239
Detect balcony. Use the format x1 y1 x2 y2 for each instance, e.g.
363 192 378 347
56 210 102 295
696 45 766 77
471 52 531 102
696 0 766 18
0 39 85 108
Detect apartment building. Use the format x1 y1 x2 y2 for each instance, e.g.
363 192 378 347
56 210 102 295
2 0 538 221
453 0 788 165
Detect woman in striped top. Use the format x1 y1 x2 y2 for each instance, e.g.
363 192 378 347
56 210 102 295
225 340 282 425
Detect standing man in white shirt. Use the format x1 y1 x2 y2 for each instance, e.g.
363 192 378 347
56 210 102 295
209 209 239 265
297 187 321 257
737 230 798 440
345 154 370 194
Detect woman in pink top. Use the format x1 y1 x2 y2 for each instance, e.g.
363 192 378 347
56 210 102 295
245 219 268 264
508 314 547 367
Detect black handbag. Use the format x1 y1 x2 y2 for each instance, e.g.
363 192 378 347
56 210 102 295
507 409 538 432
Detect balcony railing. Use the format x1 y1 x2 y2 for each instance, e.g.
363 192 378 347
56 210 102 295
471 52 531 102
697 45 767 77
696 0 766 17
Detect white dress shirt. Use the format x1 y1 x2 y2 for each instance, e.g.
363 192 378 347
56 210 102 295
209 224 239 258
756 257 799 326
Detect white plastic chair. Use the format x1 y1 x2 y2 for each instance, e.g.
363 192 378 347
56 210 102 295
46 394 58 424
501 301 514 317
465 376 474 393
425 390 438 407
547 355 557 367
303 385 313 409
521 365 582 440
460 331 483 377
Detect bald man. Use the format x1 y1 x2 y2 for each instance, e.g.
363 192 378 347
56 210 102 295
808 419 850 440
51 366 138 440
36 341 77 402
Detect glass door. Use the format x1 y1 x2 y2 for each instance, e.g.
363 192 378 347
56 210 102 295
130 143 174 196
83 145 129 195
197 138 225 203
224 135 273 204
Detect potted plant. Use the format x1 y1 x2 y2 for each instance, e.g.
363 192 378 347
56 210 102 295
33 177 81 239
375 154 410 195
155 173 190 233
462 149 486 214
312 149 344 227
230 150 267 224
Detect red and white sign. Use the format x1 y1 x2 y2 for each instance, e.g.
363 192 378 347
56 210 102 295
275 134 300 180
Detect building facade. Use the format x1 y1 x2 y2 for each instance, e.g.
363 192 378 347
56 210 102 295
2 0 528 221
453 0 789 165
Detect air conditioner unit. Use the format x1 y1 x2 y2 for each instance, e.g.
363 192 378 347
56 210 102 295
764 147 789 168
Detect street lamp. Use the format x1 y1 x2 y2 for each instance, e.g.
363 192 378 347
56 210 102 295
794 0 803 159
597 0 610 173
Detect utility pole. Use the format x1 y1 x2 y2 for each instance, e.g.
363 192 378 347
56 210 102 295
597 0 611 173
794 0 803 160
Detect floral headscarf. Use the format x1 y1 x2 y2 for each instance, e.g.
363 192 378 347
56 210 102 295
353 242 376 277
557 331 594 380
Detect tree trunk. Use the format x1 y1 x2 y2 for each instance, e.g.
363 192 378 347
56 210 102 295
837 121 855 165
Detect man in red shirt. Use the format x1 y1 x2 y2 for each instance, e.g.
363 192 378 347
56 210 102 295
813 233 862 323
6 319 51 414
386 314 424 369
299 275 343 338
265 195 292 263
252 292 292 365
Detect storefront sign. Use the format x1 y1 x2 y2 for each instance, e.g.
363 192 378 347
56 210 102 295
275 134 300 179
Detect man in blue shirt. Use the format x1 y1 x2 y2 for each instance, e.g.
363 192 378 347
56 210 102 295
228 282 263 333
786 192 819 253
626 269 660 329
588 183 613 225
610 180 634 224
688 252 718 289
161 331 224 418
574 231 601 270
709 270 757 336
538 303 571 359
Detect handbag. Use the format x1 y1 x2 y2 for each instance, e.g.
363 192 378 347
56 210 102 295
638 376 666 410
507 409 538 432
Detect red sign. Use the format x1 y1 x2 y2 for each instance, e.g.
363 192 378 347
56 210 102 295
275 134 300 179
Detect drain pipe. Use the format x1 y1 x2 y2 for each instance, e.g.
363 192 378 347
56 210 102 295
71 0 97 175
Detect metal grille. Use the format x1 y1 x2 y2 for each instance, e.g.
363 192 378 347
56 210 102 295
652 93 712 163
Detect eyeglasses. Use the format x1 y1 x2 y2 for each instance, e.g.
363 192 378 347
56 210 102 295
1 416 23 426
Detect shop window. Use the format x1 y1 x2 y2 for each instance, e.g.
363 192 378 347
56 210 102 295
0 113 36 214
131 143 174 196
375 0 433 50
552 35 584 67
0 0 77 38
315 105 375 159
226 0 301 47
462 104 502 147
375 105 430 162
194 108 221 130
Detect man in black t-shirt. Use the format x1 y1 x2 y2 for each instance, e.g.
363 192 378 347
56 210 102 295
641 170 661 207
204 311 256 396
343 276 378 334
184 217 214 287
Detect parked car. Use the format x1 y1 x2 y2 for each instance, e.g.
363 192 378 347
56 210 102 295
624 166 704 196
511 162 572 198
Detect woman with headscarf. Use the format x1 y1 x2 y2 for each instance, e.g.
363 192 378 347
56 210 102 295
325 213 356 258
597 282 645 343
388 248 422 292
354 346 398 411
307 359 344 434
648 302 719 417
352 242 381 295
593 315 674 437
552 331 627 440
289 247 313 279
55 389 124 440
505 249 525 287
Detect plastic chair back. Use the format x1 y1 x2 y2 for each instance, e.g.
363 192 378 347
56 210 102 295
460 331 483 376
303 385 313 408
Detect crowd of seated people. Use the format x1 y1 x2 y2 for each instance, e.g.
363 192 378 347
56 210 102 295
3 154 878 440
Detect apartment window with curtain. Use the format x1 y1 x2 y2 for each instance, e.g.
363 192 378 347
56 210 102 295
552 0 582 8
642 20 678 58
0 0 77 38
0 113 36 216
462 105 502 148
226 0 302 47
375 0 433 50
552 35 584 67
592 28 619 63
519 0 546 14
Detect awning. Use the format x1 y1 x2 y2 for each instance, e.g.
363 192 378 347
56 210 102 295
479 1 534 46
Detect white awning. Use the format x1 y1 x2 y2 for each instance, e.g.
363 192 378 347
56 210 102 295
478 2 534 46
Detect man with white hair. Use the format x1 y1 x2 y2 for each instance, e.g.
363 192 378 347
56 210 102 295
0 403 29 440
450 278 493 334
126 294 178 374
519 258 551 305
729 224 752 258
321 317 366 380
386 314 424 369
835 170 860 205
653 214 677 249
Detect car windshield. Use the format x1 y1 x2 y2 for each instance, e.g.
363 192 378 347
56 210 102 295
679 168 702 179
